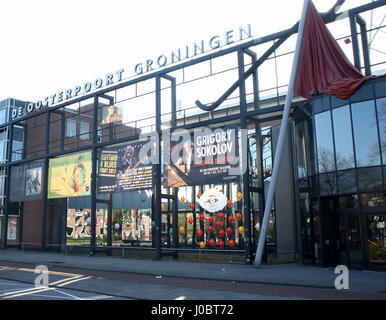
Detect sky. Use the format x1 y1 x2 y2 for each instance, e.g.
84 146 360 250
0 0 381 103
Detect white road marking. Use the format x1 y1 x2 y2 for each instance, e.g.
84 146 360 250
51 288 84 300
84 295 113 300
1 275 91 299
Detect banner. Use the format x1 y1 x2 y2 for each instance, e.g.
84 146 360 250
7 218 17 240
98 141 153 193
9 160 44 202
164 125 240 187
48 151 91 199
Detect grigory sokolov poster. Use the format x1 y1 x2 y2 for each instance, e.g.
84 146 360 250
164 126 240 187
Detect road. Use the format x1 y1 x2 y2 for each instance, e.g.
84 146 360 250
0 260 385 301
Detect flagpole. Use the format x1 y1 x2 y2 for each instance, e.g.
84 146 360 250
254 0 310 267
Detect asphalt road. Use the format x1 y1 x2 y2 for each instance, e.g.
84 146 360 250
0 260 385 301
0 279 123 300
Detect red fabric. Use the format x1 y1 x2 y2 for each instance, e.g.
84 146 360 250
294 1 372 100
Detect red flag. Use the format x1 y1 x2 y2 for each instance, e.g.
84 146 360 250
294 1 372 100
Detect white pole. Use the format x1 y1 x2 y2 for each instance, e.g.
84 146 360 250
254 0 310 267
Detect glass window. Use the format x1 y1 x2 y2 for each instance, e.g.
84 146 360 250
0 176 5 196
366 215 386 264
0 129 7 141
295 122 307 178
13 126 24 142
361 193 386 209
315 111 335 173
376 98 386 164
12 141 23 161
0 108 7 125
358 167 383 192
351 101 381 167
262 128 272 180
332 106 355 170
347 215 362 265
337 169 357 194
338 195 359 209
66 119 76 137
0 141 6 162
319 172 337 196
79 122 89 140
312 96 330 114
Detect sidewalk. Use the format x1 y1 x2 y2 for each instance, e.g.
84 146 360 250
0 249 385 294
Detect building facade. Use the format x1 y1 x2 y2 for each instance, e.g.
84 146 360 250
0 1 385 270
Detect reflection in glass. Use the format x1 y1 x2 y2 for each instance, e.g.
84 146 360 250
332 106 355 170
315 111 335 173
295 122 307 178
262 128 272 180
0 108 7 125
351 101 381 167
338 195 359 209
347 215 362 265
337 169 357 194
319 172 338 196
376 98 386 164
66 208 94 246
361 193 386 209
357 167 383 192
366 216 386 264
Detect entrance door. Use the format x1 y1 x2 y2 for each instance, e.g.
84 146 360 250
160 194 178 248
48 198 67 252
322 214 362 267
322 214 340 266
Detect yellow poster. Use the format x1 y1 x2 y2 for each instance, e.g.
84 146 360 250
48 151 92 199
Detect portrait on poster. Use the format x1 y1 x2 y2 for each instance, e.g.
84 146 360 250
164 125 240 187
98 142 153 193
25 167 42 196
48 151 91 199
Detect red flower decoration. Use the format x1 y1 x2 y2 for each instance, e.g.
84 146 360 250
189 203 195 209
199 213 205 221
227 200 232 207
208 226 213 233
209 216 215 223
216 221 222 228
228 239 235 247
197 192 202 199
209 239 216 247
197 229 203 237
227 216 234 223
226 227 233 235
188 217 194 225
218 240 225 248
218 229 225 237
218 212 225 220
235 212 242 221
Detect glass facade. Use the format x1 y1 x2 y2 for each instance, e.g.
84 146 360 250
294 78 386 269
0 1 384 269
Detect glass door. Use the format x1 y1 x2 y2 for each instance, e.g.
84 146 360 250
366 215 386 267
160 194 178 248
322 212 362 267
161 202 173 247
345 214 362 266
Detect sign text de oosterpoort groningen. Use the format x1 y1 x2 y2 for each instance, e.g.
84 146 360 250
12 25 252 119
